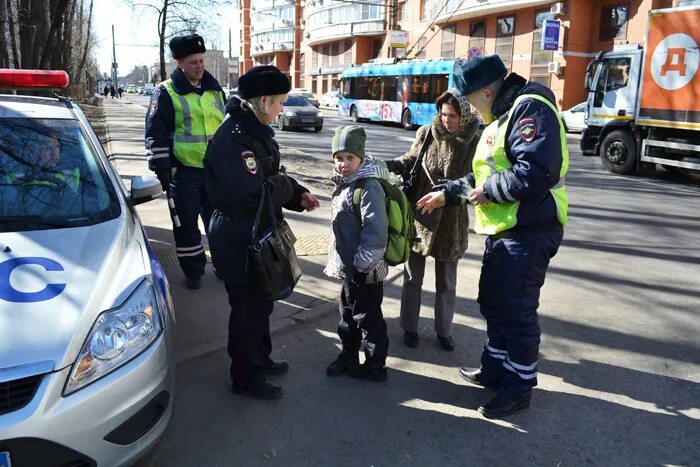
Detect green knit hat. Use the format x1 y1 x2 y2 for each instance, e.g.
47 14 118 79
332 125 366 160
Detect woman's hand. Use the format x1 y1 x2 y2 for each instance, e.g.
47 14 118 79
300 192 321 211
416 191 446 215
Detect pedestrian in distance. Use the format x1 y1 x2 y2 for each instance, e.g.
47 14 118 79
417 55 568 419
325 125 391 383
118 86 124 98
204 65 320 400
145 33 227 290
109 85 115 99
384 89 481 351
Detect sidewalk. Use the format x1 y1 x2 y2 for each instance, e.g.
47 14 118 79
97 96 408 363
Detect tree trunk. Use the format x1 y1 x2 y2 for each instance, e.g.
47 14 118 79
7 0 21 68
159 0 168 81
0 0 9 68
63 0 78 71
76 0 93 85
38 0 71 69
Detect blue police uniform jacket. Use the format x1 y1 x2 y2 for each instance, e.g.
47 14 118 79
145 67 226 172
203 96 309 284
445 73 565 231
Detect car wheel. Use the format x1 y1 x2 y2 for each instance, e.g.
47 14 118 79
402 109 413 130
277 116 287 131
600 129 637 175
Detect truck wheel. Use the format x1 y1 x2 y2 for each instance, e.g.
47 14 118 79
600 130 637 175
402 109 413 130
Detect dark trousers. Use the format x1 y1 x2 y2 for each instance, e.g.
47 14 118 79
225 282 274 388
338 280 389 368
477 227 563 402
170 166 213 279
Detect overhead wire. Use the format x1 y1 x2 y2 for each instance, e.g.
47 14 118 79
403 0 469 61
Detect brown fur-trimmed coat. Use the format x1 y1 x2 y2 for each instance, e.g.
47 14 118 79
388 104 480 261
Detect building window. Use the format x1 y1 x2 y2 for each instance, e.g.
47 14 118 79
344 39 353 64
441 25 456 58
420 0 429 21
322 44 329 67
531 9 553 87
416 37 427 58
469 21 485 57
300 53 305 73
312 48 318 69
312 76 318 94
372 39 382 60
496 16 515 71
599 4 629 41
399 2 407 21
332 42 340 67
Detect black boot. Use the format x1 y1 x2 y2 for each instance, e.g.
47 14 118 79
262 361 289 376
345 362 388 382
478 394 530 419
403 331 419 348
326 351 359 377
459 367 499 388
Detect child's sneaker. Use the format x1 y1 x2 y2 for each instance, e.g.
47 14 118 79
326 351 360 376
346 362 388 382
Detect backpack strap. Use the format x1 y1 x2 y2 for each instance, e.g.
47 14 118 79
352 178 369 223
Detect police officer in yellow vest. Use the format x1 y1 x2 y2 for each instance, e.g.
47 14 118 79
145 33 226 289
418 55 568 419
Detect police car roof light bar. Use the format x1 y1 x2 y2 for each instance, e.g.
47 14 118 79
0 69 70 90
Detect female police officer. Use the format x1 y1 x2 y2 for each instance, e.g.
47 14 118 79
204 66 320 399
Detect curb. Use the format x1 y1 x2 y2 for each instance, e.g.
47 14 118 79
175 267 404 365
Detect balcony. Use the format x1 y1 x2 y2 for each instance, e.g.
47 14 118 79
305 0 386 45
250 41 294 57
252 0 293 10
429 0 554 23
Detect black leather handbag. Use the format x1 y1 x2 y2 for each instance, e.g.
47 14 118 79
247 183 302 301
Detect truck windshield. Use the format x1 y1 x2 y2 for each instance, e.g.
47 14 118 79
594 57 631 93
0 118 120 231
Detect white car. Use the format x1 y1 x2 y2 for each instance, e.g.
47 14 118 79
0 69 175 467
560 102 586 133
321 91 339 108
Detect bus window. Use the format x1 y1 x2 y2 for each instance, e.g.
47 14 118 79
430 74 449 101
384 76 398 102
367 77 381 100
341 78 353 98
355 77 368 100
399 76 411 106
411 76 430 103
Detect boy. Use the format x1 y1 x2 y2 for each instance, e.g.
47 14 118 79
324 125 391 382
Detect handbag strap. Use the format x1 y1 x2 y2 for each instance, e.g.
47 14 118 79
407 129 434 184
250 183 278 241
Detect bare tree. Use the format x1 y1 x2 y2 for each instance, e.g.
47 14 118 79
125 0 226 81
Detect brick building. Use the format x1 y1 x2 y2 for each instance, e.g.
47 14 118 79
240 0 692 109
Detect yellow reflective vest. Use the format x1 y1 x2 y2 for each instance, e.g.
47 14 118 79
162 80 225 168
472 93 568 235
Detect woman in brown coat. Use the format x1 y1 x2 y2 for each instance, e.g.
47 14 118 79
386 90 480 351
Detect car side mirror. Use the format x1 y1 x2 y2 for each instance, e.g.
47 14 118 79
130 175 162 206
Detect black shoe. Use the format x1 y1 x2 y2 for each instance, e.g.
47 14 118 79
403 331 419 348
437 335 455 351
326 351 359 377
346 362 388 382
185 276 201 290
459 367 499 388
478 394 530 419
232 381 282 400
263 361 289 376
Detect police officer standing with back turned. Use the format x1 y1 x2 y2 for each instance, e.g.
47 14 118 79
417 55 568 419
145 33 226 289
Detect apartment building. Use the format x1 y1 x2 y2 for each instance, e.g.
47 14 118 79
240 0 690 109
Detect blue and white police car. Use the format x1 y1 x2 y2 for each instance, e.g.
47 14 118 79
0 70 175 466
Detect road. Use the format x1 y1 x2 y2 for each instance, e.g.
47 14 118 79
118 94 700 467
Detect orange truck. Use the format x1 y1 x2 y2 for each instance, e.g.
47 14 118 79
581 5 700 174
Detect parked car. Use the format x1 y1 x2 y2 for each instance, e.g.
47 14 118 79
277 94 323 131
291 88 319 107
560 101 586 133
0 69 175 467
321 90 339 108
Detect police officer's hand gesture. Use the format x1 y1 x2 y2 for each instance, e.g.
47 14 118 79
468 186 488 205
300 192 320 211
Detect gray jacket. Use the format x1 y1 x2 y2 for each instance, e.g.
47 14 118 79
324 157 390 282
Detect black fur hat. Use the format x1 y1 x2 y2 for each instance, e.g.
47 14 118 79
238 65 291 99
169 34 206 60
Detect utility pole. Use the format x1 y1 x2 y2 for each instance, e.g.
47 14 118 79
111 25 118 89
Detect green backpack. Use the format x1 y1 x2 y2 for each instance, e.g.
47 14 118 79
352 178 414 266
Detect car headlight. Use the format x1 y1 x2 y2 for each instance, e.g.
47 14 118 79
285 111 296 117
64 279 164 395
317 112 323 117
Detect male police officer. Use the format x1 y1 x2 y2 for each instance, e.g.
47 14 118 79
145 33 226 289
417 55 568 419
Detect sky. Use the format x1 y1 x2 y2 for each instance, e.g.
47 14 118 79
92 0 240 77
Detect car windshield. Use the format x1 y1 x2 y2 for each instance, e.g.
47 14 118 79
0 118 120 231
285 96 312 107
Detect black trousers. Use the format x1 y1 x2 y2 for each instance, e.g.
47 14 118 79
225 282 274 389
170 166 213 279
477 227 563 402
338 280 389 368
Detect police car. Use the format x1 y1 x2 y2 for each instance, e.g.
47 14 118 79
0 70 175 466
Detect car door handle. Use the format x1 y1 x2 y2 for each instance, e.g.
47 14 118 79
617 109 626 116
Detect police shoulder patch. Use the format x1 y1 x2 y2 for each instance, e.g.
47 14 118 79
518 117 537 143
149 97 158 116
241 150 258 175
